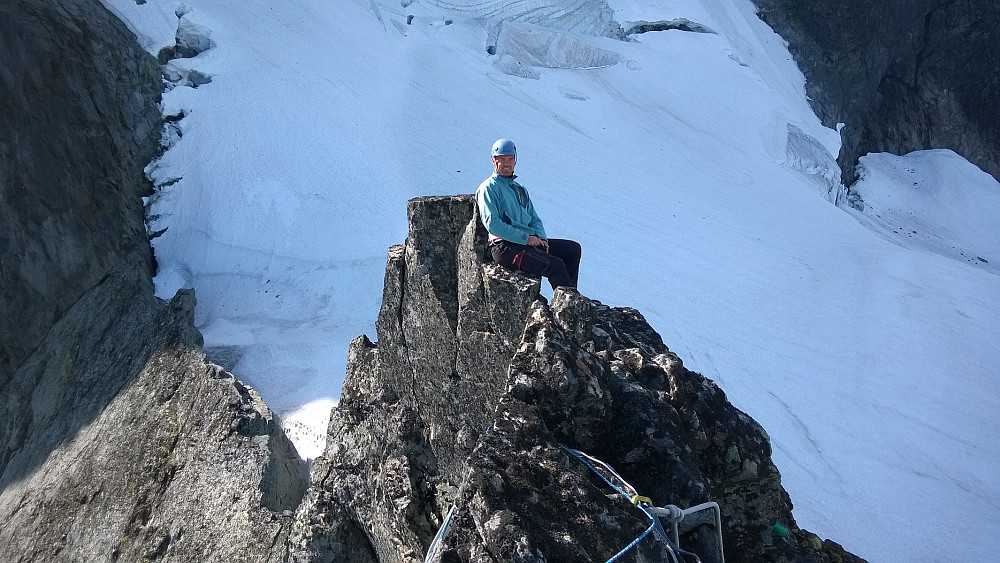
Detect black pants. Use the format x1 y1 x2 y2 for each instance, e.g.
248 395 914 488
490 238 581 290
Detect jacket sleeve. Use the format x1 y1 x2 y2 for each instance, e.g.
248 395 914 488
526 195 547 240
477 182 530 244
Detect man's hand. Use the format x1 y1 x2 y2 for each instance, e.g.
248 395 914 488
527 235 549 252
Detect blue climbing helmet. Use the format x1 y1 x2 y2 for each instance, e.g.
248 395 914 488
492 138 516 157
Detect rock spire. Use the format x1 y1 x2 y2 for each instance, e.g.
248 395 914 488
290 196 864 563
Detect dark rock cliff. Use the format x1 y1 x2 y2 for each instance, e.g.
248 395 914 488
753 0 1000 185
0 1 308 560
290 196 864 563
0 0 160 377
2 0 900 559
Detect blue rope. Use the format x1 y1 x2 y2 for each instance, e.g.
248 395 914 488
638 504 704 563
424 504 456 563
556 444 632 497
426 426 491 562
606 519 657 563
428 443 699 563
557 443 665 563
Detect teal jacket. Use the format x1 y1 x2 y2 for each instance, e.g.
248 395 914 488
476 173 547 245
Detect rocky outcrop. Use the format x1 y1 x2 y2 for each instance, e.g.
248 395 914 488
0 0 161 378
288 197 538 562
0 1 881 559
291 196 864 562
0 286 307 562
753 0 1000 185
0 1 308 560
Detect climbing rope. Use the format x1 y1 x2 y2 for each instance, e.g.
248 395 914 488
424 428 491 563
425 442 720 563
423 504 457 563
606 519 658 563
557 444 637 498
558 443 708 563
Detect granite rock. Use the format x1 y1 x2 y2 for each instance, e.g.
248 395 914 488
0 0 162 378
292 196 865 563
0 2 309 560
753 0 1000 185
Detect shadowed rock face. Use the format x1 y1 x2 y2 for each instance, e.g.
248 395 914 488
0 289 308 563
1 0 164 488
291 196 864 563
753 0 1000 185
0 0 161 378
0 1 308 560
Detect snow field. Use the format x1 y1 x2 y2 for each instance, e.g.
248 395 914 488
102 0 1000 560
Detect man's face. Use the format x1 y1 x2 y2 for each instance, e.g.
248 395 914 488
493 154 516 177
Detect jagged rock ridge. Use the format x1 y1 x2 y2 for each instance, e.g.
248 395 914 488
1 0 881 559
0 1 308 560
291 195 864 563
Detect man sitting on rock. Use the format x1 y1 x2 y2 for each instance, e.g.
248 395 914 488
476 139 581 290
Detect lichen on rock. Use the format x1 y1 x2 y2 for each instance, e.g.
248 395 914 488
290 195 865 563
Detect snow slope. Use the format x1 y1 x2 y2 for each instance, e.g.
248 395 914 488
850 149 1000 273
102 0 1000 560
